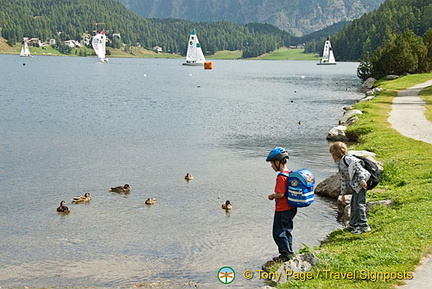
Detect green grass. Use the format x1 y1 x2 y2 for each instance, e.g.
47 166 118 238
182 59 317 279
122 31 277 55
252 47 320 60
207 50 242 59
275 73 432 289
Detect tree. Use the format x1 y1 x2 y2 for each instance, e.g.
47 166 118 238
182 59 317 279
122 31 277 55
368 29 428 79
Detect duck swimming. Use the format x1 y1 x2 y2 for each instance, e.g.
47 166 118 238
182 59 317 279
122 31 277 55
110 184 130 193
185 173 193 181
72 192 91 204
145 197 156 205
222 200 232 210
57 201 70 213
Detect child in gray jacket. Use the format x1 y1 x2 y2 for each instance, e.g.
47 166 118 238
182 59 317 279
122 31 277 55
329 142 371 234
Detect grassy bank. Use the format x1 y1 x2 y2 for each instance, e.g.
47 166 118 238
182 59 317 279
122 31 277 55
276 73 432 289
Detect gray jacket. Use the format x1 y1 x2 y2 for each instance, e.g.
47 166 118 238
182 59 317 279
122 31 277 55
338 155 371 194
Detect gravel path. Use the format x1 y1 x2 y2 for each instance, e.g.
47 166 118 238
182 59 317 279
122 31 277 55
388 80 432 144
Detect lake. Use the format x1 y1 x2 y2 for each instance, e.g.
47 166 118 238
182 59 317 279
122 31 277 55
0 55 363 288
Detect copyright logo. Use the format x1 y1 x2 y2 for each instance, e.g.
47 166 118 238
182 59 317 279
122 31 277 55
243 269 254 279
218 266 235 284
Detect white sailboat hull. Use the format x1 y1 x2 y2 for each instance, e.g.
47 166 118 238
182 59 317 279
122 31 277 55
317 62 336 65
182 62 204 66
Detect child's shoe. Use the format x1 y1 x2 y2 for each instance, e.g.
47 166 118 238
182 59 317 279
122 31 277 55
272 255 290 262
351 226 371 235
344 224 355 231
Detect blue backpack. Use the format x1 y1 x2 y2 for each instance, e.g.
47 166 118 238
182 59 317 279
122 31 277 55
279 169 315 207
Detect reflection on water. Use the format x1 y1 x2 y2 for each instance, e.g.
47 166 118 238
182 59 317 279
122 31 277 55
0 55 362 287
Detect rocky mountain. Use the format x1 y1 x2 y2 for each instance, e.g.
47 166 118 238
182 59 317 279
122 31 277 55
117 0 385 36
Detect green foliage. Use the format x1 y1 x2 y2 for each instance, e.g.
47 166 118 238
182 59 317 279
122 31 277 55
0 0 295 58
323 0 432 61
357 28 432 80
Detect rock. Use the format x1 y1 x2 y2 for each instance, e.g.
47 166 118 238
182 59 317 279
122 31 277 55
272 253 320 284
362 77 376 91
345 116 359 126
360 95 375 102
339 109 363 125
343 105 354 111
367 199 394 211
326 125 349 141
349 150 376 158
315 173 341 199
349 150 384 171
337 194 352 225
365 87 383 97
384 75 399 80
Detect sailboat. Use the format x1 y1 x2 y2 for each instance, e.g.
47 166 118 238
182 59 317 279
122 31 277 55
20 39 31 57
317 38 336 65
183 29 206 66
92 30 108 63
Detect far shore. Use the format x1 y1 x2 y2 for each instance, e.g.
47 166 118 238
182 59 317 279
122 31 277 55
0 37 320 61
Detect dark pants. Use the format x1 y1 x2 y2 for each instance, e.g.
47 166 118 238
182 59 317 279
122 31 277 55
350 188 368 228
273 208 297 257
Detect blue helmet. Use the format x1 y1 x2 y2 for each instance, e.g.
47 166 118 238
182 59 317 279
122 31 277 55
266 147 289 162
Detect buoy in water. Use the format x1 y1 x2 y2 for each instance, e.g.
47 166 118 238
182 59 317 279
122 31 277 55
204 61 213 70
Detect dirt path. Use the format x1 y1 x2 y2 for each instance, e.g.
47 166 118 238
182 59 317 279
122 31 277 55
388 80 432 144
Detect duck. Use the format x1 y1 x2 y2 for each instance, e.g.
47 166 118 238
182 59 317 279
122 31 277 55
222 200 232 210
110 184 130 193
72 192 91 204
145 197 156 205
185 173 194 181
57 201 70 213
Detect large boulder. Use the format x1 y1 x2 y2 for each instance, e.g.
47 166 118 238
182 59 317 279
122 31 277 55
271 253 320 284
326 125 349 141
339 109 363 125
315 173 341 199
362 77 376 91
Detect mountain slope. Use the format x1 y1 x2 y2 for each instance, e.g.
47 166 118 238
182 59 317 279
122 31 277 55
118 0 385 36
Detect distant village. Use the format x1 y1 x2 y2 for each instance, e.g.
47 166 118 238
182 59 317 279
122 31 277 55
23 31 121 48
22 31 164 52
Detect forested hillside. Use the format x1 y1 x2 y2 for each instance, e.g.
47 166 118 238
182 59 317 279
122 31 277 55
325 0 432 61
118 0 385 36
0 0 295 57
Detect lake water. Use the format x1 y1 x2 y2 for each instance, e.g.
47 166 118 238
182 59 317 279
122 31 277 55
0 55 363 288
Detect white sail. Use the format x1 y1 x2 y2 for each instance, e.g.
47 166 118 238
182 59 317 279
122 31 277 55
92 30 108 62
20 39 31 57
183 29 206 66
318 38 336 65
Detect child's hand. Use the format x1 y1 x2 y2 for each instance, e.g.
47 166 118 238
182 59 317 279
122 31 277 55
340 194 347 205
361 182 367 189
268 194 275 200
